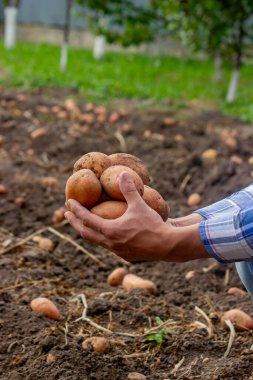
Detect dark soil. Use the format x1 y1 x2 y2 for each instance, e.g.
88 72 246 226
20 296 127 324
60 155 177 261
1 88 253 380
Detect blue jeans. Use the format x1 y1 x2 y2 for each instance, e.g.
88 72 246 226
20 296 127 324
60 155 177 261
235 262 253 297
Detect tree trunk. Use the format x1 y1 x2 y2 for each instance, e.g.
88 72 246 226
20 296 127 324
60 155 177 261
60 0 72 72
226 68 240 103
226 19 243 103
93 35 106 60
4 6 18 49
214 52 222 82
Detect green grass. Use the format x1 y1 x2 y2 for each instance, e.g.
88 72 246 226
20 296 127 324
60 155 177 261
0 41 253 121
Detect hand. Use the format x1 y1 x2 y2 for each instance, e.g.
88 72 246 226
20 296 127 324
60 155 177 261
65 172 209 262
65 172 172 262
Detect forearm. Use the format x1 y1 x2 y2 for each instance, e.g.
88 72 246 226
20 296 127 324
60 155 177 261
161 223 210 262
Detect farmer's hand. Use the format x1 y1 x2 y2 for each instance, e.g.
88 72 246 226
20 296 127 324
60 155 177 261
65 173 209 262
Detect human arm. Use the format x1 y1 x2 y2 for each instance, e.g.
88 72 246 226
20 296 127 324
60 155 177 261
167 183 253 227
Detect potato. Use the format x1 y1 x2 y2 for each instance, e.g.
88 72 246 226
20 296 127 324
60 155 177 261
185 270 195 280
201 149 218 160
30 127 47 139
73 152 111 178
142 186 169 221
97 191 113 203
122 274 156 293
227 287 247 296
221 309 253 331
82 337 110 353
91 201 127 219
127 373 146 380
30 297 60 320
187 193 202 207
34 236 54 251
109 153 150 185
52 207 65 224
107 267 128 286
100 165 144 201
0 184 7 194
41 177 59 187
65 169 102 208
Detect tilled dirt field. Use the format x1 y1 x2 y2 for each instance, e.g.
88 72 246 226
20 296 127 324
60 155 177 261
1 88 253 380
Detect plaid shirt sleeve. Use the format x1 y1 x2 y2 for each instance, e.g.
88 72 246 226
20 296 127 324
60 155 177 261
195 183 253 263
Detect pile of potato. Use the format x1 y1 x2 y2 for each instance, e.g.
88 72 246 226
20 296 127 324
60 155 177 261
65 152 169 220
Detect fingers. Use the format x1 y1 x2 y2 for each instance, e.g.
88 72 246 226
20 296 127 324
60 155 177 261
65 211 105 244
118 172 143 206
67 199 106 233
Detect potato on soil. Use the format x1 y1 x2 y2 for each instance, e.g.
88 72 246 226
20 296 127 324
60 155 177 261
73 152 111 178
82 337 110 353
221 309 253 331
65 169 102 208
91 201 127 219
52 207 65 224
0 184 7 194
34 236 54 251
122 274 156 293
107 267 128 286
227 287 247 296
109 153 150 185
30 297 60 320
127 373 146 380
187 193 202 207
142 185 169 221
100 165 144 200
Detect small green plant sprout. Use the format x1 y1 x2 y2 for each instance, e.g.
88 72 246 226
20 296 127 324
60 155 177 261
143 316 173 347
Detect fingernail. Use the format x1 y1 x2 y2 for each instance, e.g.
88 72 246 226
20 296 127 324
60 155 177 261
66 200 71 210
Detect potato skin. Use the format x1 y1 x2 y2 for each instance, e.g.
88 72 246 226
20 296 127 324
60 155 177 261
107 267 128 286
91 201 127 219
30 297 60 320
122 274 156 293
65 169 102 208
73 152 111 178
109 153 150 185
100 165 144 201
82 337 110 353
143 186 169 221
221 309 253 332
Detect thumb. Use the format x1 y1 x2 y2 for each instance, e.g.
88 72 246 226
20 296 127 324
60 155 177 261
118 172 143 205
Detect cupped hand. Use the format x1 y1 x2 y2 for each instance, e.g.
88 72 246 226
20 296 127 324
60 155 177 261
64 172 171 262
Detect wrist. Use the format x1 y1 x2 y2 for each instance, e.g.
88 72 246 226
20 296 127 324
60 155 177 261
161 223 209 262
167 213 205 227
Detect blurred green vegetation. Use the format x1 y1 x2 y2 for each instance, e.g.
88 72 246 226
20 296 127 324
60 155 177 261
0 41 253 121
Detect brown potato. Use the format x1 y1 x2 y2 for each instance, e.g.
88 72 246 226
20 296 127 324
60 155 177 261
65 169 102 208
187 193 202 207
221 309 253 331
227 287 247 296
109 153 150 185
30 297 60 320
122 274 156 293
107 267 128 286
100 165 144 201
52 207 65 224
91 201 127 219
82 337 110 353
73 152 111 178
142 186 169 221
